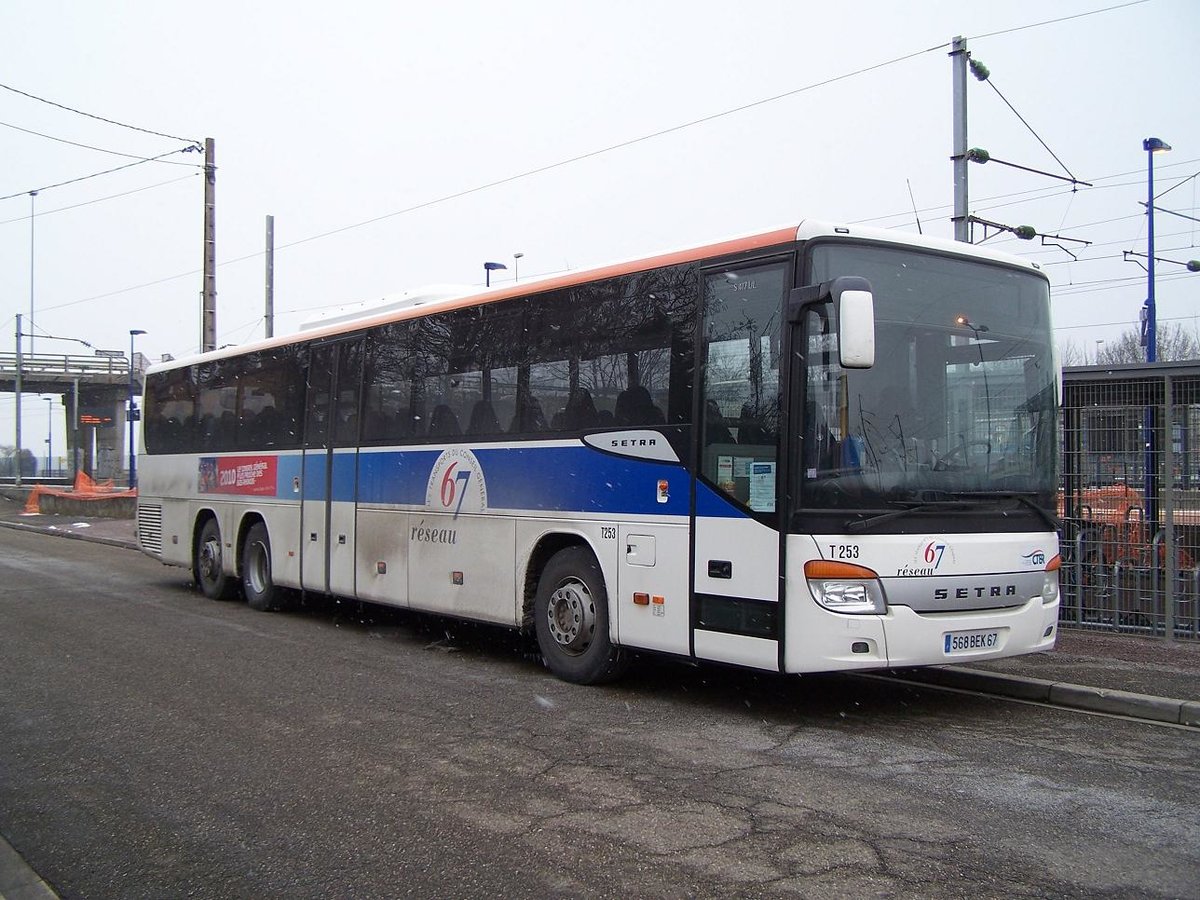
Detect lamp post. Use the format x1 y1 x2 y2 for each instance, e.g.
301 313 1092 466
44 397 52 477
1143 137 1171 362
484 261 507 287
513 252 524 282
29 191 36 358
128 329 146 489
1141 138 1170 526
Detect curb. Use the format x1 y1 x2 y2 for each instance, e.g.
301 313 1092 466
0 519 138 552
0 832 59 899
892 665 1199 728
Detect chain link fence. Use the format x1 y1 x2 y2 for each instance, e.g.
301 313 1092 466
1060 361 1200 642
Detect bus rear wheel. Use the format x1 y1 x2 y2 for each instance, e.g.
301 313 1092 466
194 517 236 601
534 547 627 684
242 522 287 612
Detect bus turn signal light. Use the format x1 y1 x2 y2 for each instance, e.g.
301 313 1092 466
804 560 879 580
633 592 650 605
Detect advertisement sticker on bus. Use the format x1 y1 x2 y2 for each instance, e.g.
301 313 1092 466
198 456 278 496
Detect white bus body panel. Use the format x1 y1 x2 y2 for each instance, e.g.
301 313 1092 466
783 533 1059 673
693 630 778 671
692 515 779 601
616 523 690 656
408 513 516 625
355 507 410 606
328 498 357 597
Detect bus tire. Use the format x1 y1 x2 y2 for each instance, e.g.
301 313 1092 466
194 517 236 601
242 522 287 612
534 546 628 684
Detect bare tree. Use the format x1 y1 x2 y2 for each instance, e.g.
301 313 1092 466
1061 322 1200 365
1058 341 1087 366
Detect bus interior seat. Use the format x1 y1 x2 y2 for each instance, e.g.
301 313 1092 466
429 404 461 437
509 394 547 434
615 385 665 427
468 400 501 435
561 388 598 430
704 399 734 445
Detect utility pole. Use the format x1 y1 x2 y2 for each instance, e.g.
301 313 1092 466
29 192 36 356
265 214 275 339
951 36 970 243
202 137 217 352
14 314 22 487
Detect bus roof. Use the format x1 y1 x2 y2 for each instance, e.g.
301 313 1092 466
147 220 1044 375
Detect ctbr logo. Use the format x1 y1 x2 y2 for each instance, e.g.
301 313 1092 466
1021 550 1047 568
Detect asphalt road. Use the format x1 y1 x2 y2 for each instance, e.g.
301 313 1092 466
1 528 1198 899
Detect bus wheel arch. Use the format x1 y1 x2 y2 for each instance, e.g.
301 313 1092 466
193 510 236 601
532 542 628 684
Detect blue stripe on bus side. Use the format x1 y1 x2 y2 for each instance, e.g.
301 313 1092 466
357 449 439 505
475 447 690 516
292 445 748 518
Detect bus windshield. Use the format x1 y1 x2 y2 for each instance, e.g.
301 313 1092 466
800 242 1057 512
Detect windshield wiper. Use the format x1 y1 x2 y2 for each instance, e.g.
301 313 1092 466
846 500 978 534
948 491 1061 532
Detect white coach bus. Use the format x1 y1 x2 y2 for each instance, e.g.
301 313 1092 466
136 221 1061 683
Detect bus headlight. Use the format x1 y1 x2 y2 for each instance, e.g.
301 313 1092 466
804 560 886 615
1042 554 1061 604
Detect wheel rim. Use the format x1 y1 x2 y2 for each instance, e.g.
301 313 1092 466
546 577 596 656
199 537 221 582
246 541 269 594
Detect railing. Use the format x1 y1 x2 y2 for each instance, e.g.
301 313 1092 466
0 351 139 378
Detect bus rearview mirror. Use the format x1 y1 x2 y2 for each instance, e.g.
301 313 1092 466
834 277 875 369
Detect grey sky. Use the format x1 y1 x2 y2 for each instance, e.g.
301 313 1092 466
1 0 1197 453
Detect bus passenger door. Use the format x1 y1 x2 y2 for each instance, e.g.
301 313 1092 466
300 339 362 597
691 260 788 672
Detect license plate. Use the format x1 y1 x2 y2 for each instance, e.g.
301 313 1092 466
943 629 1000 654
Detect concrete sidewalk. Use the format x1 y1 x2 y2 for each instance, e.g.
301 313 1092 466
2 499 1197 726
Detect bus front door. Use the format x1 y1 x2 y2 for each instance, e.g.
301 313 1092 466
300 339 362 597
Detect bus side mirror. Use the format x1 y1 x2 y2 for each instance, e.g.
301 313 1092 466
833 277 875 369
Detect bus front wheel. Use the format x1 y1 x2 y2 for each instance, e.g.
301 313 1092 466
242 522 286 612
194 517 236 601
534 547 628 684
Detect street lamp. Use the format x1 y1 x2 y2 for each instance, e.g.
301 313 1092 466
513 252 524 282
483 261 507 287
29 191 36 358
128 329 146 489
44 397 52 477
1142 137 1171 362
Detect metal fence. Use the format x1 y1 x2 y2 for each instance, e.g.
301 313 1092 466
1060 361 1200 642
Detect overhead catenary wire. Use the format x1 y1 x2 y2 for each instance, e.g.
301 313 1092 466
966 0 1151 41
0 173 198 226
0 145 203 202
0 80 199 144
0 119 201 164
